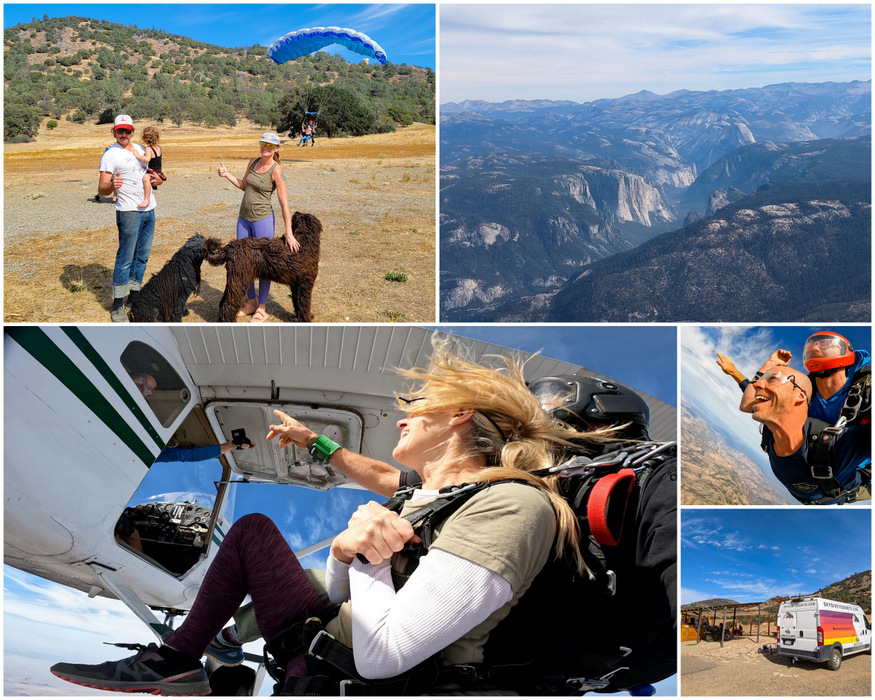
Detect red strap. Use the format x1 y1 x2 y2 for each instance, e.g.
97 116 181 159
588 468 637 547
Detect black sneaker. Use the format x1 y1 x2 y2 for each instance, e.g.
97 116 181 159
50 643 210 696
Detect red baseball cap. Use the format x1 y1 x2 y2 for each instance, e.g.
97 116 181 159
114 114 134 131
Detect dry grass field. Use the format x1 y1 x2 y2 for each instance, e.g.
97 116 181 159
681 636 871 697
4 117 435 323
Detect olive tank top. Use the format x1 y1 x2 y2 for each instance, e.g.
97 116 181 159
239 160 278 222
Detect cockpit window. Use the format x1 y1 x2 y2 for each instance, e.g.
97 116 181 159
122 341 190 428
116 460 221 577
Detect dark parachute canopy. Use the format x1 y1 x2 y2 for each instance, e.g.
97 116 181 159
267 26 388 65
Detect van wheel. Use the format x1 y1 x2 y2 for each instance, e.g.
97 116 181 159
827 647 842 671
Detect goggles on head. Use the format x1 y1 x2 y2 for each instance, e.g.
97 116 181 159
759 369 809 404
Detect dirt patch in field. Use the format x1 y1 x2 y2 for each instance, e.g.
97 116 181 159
4 118 435 323
681 636 871 696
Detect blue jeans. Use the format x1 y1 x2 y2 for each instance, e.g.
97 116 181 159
113 209 155 298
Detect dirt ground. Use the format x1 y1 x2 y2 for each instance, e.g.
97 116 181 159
681 636 871 697
4 117 435 323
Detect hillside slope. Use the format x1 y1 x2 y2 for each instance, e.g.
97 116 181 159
4 15 435 140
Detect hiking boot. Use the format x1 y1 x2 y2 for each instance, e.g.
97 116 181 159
50 643 210 696
204 641 245 667
111 298 129 323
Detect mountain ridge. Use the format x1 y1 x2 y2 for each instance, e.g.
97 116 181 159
440 80 870 321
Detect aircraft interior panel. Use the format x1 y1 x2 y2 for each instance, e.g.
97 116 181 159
208 402 365 489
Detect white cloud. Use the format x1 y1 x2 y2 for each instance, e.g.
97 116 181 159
704 578 776 599
681 586 716 605
5 568 156 696
682 517 751 552
440 4 870 102
681 326 782 472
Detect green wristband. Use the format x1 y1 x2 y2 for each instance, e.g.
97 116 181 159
309 435 340 464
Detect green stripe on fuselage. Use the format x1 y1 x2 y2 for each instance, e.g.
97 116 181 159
7 327 161 466
212 522 226 546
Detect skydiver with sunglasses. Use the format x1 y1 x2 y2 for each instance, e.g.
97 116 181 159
717 332 870 504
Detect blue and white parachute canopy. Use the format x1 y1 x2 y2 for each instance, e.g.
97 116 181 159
267 27 388 65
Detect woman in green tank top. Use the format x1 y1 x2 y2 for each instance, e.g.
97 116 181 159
217 133 300 322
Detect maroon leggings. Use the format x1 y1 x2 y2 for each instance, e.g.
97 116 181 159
165 513 326 664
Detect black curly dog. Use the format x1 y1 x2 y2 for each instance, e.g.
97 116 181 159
129 234 207 322
205 211 321 322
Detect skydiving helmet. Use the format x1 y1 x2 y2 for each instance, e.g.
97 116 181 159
802 332 855 376
529 375 651 439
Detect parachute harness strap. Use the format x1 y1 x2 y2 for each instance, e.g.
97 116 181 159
807 418 845 499
841 369 871 425
588 469 637 547
805 367 870 499
545 441 675 548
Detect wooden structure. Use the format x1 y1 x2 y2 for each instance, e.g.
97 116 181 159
681 601 781 647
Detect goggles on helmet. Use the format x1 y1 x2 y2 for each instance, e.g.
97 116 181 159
802 332 854 374
530 377 578 412
529 375 650 437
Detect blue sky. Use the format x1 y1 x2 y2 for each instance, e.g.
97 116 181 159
434 324 677 406
4 325 677 696
681 325 870 495
440 4 871 103
2 3 436 69
682 509 871 606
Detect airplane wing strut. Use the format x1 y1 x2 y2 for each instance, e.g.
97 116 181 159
89 564 173 641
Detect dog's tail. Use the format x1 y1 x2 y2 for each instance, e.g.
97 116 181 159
204 237 231 266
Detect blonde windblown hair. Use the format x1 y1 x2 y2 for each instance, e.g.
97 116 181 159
397 335 617 577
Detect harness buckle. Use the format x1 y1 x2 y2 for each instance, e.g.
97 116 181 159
566 665 630 692
308 629 336 661
565 647 631 691
841 382 865 423
606 569 617 596
810 464 835 480
339 679 363 696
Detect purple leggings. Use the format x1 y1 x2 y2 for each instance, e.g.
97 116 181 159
236 214 275 305
165 513 326 673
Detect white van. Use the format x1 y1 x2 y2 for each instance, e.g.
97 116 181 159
776 596 871 670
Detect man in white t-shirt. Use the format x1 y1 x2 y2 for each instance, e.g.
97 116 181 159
98 114 162 322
